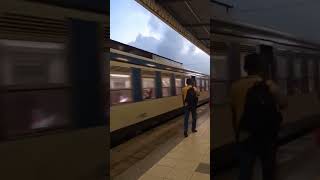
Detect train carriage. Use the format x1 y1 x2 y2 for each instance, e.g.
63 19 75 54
109 40 210 147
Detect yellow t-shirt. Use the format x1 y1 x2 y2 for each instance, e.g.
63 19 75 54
182 85 192 102
182 85 200 102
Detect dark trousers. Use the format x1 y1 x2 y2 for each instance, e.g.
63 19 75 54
238 137 277 180
184 106 197 132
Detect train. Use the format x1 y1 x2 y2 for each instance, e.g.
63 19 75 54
0 2 107 180
108 40 210 147
210 19 320 172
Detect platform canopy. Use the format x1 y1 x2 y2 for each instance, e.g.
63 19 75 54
136 0 320 55
136 0 210 55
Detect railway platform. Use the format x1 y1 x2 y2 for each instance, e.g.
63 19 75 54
110 104 210 180
215 132 320 180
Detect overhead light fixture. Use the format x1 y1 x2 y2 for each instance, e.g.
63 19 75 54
110 74 130 78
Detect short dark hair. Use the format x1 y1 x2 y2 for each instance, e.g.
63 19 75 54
244 53 261 75
186 78 192 85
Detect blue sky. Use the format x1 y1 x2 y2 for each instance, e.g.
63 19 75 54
110 0 210 74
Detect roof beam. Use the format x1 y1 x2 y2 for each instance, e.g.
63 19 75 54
155 0 190 4
198 38 210 41
210 0 233 12
182 23 210 27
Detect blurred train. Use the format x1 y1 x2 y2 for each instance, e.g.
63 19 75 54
108 40 210 147
0 2 107 180
210 19 320 172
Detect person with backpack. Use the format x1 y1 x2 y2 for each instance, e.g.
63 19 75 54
230 53 287 180
182 78 199 137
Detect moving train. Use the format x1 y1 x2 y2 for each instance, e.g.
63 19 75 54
108 40 210 147
0 3 107 180
210 19 320 172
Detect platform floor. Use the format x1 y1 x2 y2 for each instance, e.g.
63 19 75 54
215 132 320 180
111 105 210 180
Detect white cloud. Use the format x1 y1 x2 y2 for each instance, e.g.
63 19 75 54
111 0 209 74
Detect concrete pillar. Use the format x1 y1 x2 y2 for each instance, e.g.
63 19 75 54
211 42 241 171
227 43 241 83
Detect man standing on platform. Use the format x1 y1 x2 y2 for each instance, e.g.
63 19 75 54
230 53 287 180
182 78 200 137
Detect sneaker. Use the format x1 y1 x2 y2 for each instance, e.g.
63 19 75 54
192 129 198 133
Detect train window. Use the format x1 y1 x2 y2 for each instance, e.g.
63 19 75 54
308 60 315 92
205 79 209 91
13 58 48 84
201 79 205 91
162 77 171 97
240 53 247 77
293 61 302 78
2 89 71 138
276 56 288 95
2 50 67 86
196 78 201 90
142 77 156 99
175 78 182 95
110 73 132 105
0 40 74 140
276 56 288 79
293 60 302 94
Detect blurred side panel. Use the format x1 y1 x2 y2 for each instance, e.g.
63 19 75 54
0 0 108 180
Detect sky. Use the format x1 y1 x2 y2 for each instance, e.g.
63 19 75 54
110 0 210 74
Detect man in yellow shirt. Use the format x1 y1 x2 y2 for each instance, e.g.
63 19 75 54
230 53 287 180
182 78 200 137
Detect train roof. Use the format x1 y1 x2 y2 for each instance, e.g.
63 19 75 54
108 40 209 76
107 40 182 65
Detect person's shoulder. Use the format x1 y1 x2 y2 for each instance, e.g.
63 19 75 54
182 85 191 92
265 79 280 93
265 79 278 87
